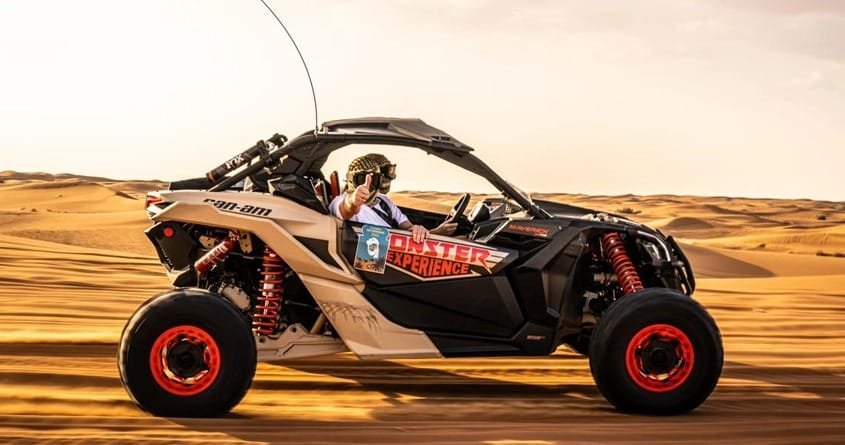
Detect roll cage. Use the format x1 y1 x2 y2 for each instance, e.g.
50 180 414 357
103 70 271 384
209 117 551 219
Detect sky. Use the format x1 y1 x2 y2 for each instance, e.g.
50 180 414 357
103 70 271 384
0 0 843 200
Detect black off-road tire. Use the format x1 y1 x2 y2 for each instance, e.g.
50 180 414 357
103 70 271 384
589 288 723 414
118 288 257 417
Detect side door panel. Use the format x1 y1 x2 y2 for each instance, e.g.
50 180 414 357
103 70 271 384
340 224 524 338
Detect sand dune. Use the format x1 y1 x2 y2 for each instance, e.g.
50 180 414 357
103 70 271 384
0 234 169 343
0 177 157 255
0 179 140 213
693 224 845 255
661 216 716 230
678 243 774 278
0 173 843 443
708 248 845 277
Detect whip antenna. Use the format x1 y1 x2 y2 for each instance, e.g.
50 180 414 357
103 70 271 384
256 0 319 134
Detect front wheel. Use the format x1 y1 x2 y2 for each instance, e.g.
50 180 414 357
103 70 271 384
589 288 723 414
118 288 257 417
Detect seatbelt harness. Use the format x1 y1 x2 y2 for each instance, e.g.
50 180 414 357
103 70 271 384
372 197 401 229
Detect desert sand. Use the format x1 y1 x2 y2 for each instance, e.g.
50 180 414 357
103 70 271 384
0 171 843 444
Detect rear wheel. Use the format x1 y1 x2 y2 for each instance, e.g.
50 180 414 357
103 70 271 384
118 288 256 417
589 288 722 414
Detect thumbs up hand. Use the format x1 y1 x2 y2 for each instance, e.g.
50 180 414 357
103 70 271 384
340 174 375 220
352 173 373 206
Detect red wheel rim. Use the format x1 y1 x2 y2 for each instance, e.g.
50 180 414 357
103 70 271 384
625 323 694 393
149 325 221 396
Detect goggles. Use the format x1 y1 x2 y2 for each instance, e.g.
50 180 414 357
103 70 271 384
380 164 397 180
352 172 383 192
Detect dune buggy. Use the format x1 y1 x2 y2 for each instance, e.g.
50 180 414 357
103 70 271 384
119 117 722 417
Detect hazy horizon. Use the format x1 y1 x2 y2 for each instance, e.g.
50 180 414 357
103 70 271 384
4 168 844 204
1 1 843 200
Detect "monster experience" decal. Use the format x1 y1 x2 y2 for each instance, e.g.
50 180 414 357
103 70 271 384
354 227 510 280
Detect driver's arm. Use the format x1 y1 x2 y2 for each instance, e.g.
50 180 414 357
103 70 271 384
339 189 364 220
398 220 430 243
381 197 428 243
430 221 457 236
396 210 456 239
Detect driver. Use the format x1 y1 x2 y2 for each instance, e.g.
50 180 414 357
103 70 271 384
330 154 457 242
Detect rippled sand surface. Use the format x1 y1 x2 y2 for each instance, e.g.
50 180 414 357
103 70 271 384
0 173 843 444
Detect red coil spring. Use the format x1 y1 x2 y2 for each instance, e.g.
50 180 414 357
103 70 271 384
252 245 285 335
601 232 644 295
194 232 239 275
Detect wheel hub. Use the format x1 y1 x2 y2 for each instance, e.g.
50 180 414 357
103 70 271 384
166 340 206 378
149 325 222 396
625 323 695 393
640 339 679 375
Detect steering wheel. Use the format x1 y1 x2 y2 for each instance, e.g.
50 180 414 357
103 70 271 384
444 193 471 224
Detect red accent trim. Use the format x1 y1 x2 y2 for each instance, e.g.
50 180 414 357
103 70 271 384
144 194 163 209
625 323 695 393
313 180 327 204
329 170 340 199
601 233 644 295
163 227 175 238
149 325 221 396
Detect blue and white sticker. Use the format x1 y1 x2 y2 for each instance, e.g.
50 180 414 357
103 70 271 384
354 224 390 274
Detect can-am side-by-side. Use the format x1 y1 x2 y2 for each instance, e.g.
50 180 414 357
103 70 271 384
118 117 723 417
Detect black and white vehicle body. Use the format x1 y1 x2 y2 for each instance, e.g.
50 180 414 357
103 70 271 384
119 118 723 417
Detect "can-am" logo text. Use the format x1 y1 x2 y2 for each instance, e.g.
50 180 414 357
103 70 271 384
203 198 272 217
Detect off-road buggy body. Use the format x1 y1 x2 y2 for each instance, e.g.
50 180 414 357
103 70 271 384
119 118 722 417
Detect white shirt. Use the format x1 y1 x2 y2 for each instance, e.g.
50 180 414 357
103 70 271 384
329 192 410 228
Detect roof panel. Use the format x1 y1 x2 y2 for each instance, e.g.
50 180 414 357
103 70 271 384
321 117 472 151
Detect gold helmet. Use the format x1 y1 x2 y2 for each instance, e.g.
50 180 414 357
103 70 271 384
345 155 383 205
365 153 396 194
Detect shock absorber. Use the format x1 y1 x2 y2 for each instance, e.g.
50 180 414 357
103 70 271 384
252 245 286 335
601 232 644 295
194 231 240 275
